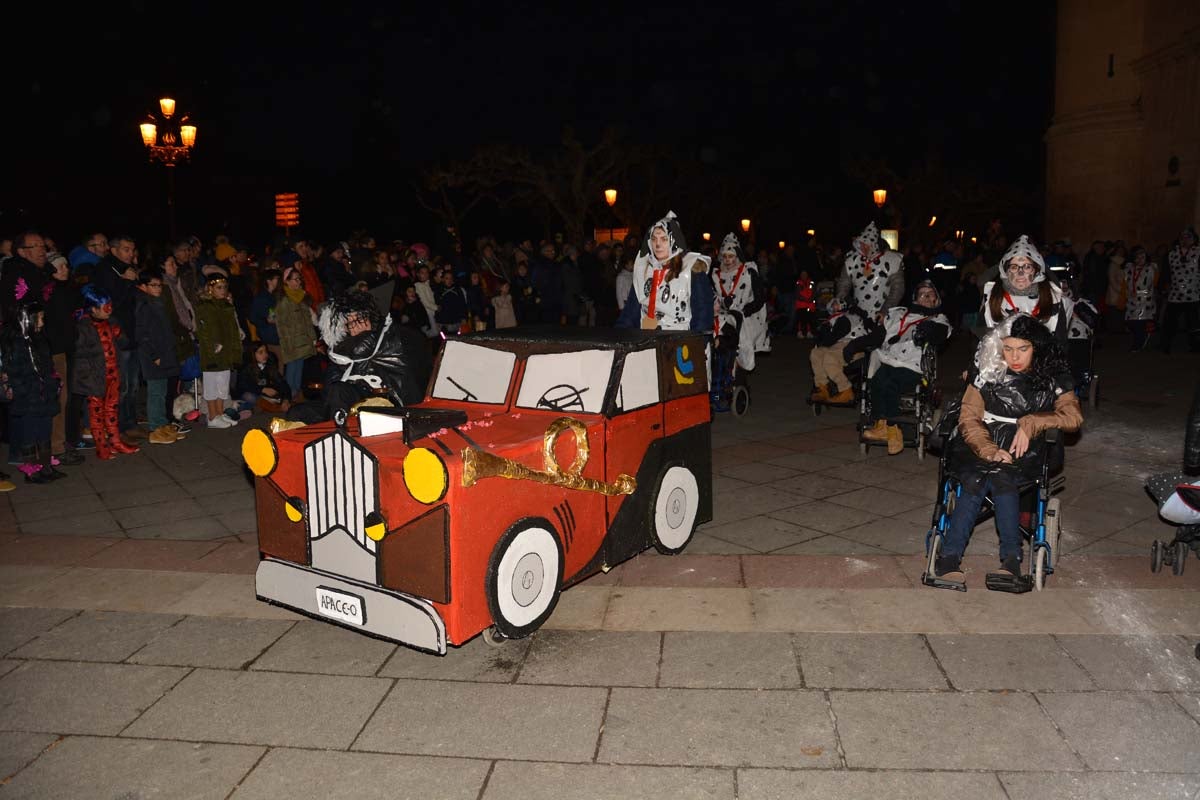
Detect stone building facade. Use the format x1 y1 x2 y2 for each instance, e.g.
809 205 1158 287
1045 0 1199 251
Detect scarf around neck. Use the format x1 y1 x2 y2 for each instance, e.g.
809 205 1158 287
1001 278 1039 298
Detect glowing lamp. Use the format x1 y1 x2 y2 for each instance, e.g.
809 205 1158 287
740 219 751 232
928 215 937 227
702 232 711 241
778 241 786 249
970 236 978 244
159 97 176 118
139 123 157 147
604 188 617 207
806 229 815 236
180 124 197 148
955 229 964 240
873 189 887 208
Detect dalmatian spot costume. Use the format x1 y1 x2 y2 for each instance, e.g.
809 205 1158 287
713 233 770 370
1166 232 1200 304
872 305 951 376
1124 258 1159 321
981 234 1071 336
837 222 905 317
632 211 711 331
1067 298 1099 340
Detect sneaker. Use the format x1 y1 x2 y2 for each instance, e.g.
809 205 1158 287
73 439 95 450
148 426 177 445
172 422 192 435
81 429 93 440
207 415 232 429
123 427 150 441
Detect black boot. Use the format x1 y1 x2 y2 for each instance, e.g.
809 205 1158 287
55 446 85 466
19 446 50 485
36 442 67 481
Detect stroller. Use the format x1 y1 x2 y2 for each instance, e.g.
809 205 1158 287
1146 473 1200 576
921 394 1067 592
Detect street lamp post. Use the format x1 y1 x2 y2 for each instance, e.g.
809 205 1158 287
139 97 197 241
873 188 887 208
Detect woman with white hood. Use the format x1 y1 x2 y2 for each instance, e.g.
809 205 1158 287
836 222 906 322
615 211 713 333
712 232 769 370
981 235 1071 337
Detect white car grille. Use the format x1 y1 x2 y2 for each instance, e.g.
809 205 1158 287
305 431 379 553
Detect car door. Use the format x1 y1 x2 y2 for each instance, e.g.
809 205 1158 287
604 347 663 554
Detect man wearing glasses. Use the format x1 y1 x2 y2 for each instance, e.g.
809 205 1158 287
66 233 109 283
91 235 146 440
0 231 49 326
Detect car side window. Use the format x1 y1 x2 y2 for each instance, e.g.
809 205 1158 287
516 350 614 414
615 348 659 413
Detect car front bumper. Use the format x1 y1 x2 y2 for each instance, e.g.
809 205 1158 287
256 558 448 655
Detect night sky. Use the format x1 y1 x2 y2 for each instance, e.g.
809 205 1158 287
6 1 1055 250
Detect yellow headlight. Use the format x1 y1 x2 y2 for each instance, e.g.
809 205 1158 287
284 497 305 523
365 510 387 541
242 428 278 477
404 447 448 504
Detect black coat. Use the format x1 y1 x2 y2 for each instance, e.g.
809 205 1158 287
91 257 139 350
42 278 81 356
0 329 59 417
72 318 125 397
135 294 181 379
0 256 46 328
236 357 291 401
329 318 431 406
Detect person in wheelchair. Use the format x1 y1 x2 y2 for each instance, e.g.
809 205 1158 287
849 281 951 454
809 298 874 405
931 314 1083 591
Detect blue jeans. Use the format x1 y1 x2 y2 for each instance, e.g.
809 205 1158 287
146 378 168 429
942 475 1022 562
118 348 142 431
284 359 305 398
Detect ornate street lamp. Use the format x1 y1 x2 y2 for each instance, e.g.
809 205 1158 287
604 188 617 207
702 232 711 241
740 219 751 233
138 96 197 239
873 189 887 208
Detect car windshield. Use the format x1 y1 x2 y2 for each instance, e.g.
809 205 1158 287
431 341 516 404
516 350 614 414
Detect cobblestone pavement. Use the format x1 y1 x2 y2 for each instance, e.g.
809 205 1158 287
1 334 1198 799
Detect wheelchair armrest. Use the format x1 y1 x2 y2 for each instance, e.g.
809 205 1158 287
1044 429 1061 445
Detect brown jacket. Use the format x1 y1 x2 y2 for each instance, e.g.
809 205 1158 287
959 384 1083 461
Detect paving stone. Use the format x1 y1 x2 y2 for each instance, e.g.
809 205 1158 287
765 472 865 501
125 516 235 540
2 567 213 614
353 680 605 762
832 690 1082 770
518 630 660 686
761 452 850 473
9 610 183 662
84 467 177 494
766 500 880 533
738 769 1008 800
0 660 186 734
118 498 211 529
820 462 904 487
769 535 892 555
1037 691 1200 772
717 461 801 484
711 475 752 493
697 516 819 554
742 555 909 589
81 538 222 571
163 573 302 620
1055 635 1200 691
0 535 119 569
0 660 20 678
215 508 259 535
379 633 530 682
0 732 57 782
542 585 610 630
999 772 1200 800
100 482 187 510
825 486 930 515
796 633 947 689
129 616 295 669
13 493 108 524
186 473 255 497
927 634 1095 691
484 762 734 800
659 631 799 688
599 687 837 767
0 607 79 657
604 588 754 632
683 534 757 554
17 510 123 537
832 518 929 555
617 554 742 587
1175 693 1200 725
0 736 263 800
124 668 391 748
250 619 396 676
232 751 489 800
710 486 808 526
5 478 101 504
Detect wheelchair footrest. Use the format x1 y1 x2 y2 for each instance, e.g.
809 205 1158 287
985 572 1033 593
921 572 967 592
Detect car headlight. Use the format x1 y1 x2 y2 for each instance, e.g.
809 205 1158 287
284 496 306 523
242 429 277 477
404 447 447 504
365 510 387 541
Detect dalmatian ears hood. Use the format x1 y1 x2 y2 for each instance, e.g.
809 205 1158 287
999 235 1046 283
719 232 745 263
852 222 881 260
638 210 687 263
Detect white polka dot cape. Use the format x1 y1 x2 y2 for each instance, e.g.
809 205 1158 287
843 249 904 316
981 280 1070 335
1067 298 1098 340
1124 262 1159 321
632 251 711 331
875 306 950 373
712 260 770 370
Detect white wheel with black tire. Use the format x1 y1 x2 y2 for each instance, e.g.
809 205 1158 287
486 519 563 640
650 464 700 554
731 385 750 417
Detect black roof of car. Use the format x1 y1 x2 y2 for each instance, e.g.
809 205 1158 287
462 326 704 353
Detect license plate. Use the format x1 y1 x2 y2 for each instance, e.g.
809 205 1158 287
315 586 365 626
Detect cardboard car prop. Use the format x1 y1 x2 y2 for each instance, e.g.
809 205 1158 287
241 327 713 654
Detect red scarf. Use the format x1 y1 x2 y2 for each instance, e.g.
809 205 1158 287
1003 291 1040 317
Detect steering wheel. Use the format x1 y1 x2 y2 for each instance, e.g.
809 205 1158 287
536 384 587 412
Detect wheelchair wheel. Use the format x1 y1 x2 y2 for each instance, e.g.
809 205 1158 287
1088 376 1100 410
731 385 750 417
1173 540 1188 576
1034 547 1048 591
1151 540 1165 573
925 530 943 580
916 432 926 462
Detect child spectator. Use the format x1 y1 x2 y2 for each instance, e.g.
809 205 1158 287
275 267 317 401
492 280 517 329
1 302 64 482
465 271 492 330
512 260 540 324
236 342 291 413
398 285 433 336
135 270 181 444
195 276 243 428
794 270 817 338
72 286 140 460
249 268 282 365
